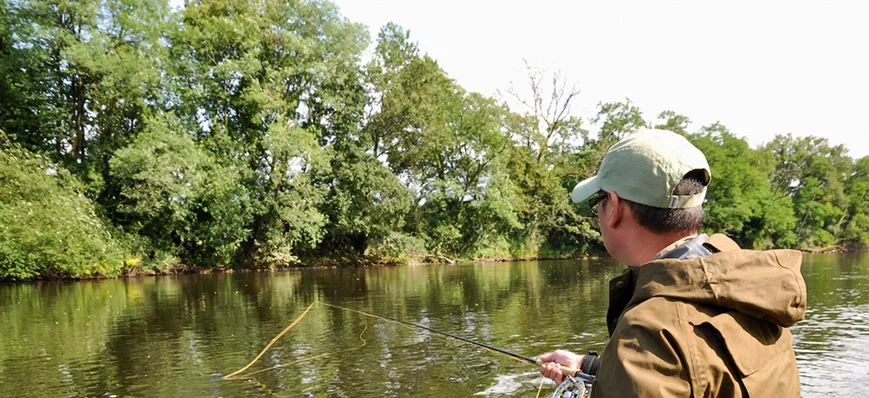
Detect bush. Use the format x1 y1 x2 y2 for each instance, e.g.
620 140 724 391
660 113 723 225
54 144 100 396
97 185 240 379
0 140 126 280
367 232 428 262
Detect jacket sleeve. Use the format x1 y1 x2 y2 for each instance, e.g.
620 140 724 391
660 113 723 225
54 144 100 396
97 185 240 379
579 353 601 376
590 305 692 398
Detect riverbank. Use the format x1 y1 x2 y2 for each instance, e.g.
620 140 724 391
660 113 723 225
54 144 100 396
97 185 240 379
800 245 869 254
2 252 604 282
4 244 865 282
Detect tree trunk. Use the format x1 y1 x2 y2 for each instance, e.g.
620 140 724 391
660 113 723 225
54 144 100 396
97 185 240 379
71 73 85 161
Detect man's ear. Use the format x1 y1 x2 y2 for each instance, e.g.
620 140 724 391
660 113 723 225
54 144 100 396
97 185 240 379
607 191 623 229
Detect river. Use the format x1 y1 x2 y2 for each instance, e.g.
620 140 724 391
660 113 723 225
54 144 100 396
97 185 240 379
1 253 866 396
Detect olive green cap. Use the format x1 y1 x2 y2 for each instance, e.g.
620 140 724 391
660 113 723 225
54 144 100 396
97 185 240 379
571 128 711 209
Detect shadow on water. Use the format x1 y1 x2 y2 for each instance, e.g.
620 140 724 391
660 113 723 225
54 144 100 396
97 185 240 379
0 253 865 396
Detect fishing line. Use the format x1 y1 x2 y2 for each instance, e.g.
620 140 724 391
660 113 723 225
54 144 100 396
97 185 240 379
223 303 314 379
224 303 371 380
537 377 547 398
225 301 591 397
234 323 369 379
323 302 594 395
322 303 532 366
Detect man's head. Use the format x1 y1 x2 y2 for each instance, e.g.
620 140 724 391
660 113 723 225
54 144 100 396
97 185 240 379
573 129 711 265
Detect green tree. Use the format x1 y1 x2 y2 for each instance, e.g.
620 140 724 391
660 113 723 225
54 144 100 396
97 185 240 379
0 0 77 157
314 144 413 258
842 157 869 247
413 92 519 258
364 25 524 259
169 0 368 266
0 0 168 166
1 0 866 279
764 134 851 248
298 24 419 261
686 123 797 248
504 65 597 257
593 98 647 144
109 114 252 267
653 110 691 135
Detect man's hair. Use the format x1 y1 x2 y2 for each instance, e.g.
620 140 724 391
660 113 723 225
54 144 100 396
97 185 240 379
603 170 706 234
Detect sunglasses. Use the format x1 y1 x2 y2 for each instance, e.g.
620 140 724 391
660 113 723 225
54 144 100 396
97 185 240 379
588 190 608 216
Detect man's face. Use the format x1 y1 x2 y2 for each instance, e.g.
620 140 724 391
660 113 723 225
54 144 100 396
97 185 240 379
597 199 613 254
595 191 626 262
590 192 611 252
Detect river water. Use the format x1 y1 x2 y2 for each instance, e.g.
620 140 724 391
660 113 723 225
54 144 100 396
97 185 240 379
0 253 866 396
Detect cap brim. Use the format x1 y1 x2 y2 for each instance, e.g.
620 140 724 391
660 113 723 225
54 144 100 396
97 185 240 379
571 175 601 203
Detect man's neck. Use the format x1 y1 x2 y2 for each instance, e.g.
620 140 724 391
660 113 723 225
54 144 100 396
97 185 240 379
626 231 697 266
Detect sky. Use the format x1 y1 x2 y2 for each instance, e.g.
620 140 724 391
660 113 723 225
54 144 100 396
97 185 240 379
332 0 868 158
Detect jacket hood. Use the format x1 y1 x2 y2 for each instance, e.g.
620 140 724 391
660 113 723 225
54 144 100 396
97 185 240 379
630 249 807 327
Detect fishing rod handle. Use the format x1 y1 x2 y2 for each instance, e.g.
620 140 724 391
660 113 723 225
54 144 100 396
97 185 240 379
535 358 579 378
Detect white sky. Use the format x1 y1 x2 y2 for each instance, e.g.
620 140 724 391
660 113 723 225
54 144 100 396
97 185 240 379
334 0 869 158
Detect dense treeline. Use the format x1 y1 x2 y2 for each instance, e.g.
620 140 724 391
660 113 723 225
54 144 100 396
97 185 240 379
1 0 866 280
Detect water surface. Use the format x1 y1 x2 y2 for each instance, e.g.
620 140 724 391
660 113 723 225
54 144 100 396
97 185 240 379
1 254 866 396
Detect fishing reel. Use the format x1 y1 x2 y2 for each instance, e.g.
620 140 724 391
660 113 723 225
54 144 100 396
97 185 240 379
549 372 593 398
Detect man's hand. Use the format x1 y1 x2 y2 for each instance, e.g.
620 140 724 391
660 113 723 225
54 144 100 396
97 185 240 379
538 349 582 385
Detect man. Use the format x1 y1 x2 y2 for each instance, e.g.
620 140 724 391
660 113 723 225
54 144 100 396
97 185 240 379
539 129 806 397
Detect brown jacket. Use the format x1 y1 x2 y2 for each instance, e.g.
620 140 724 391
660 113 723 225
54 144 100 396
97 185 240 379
591 235 806 397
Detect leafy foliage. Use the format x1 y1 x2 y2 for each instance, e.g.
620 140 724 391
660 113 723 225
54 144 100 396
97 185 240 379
109 114 252 267
0 0 865 279
0 137 125 279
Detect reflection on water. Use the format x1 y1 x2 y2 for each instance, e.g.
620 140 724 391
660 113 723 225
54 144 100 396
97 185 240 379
0 254 866 396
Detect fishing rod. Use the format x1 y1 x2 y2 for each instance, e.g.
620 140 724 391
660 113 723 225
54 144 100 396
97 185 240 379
322 303 593 382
